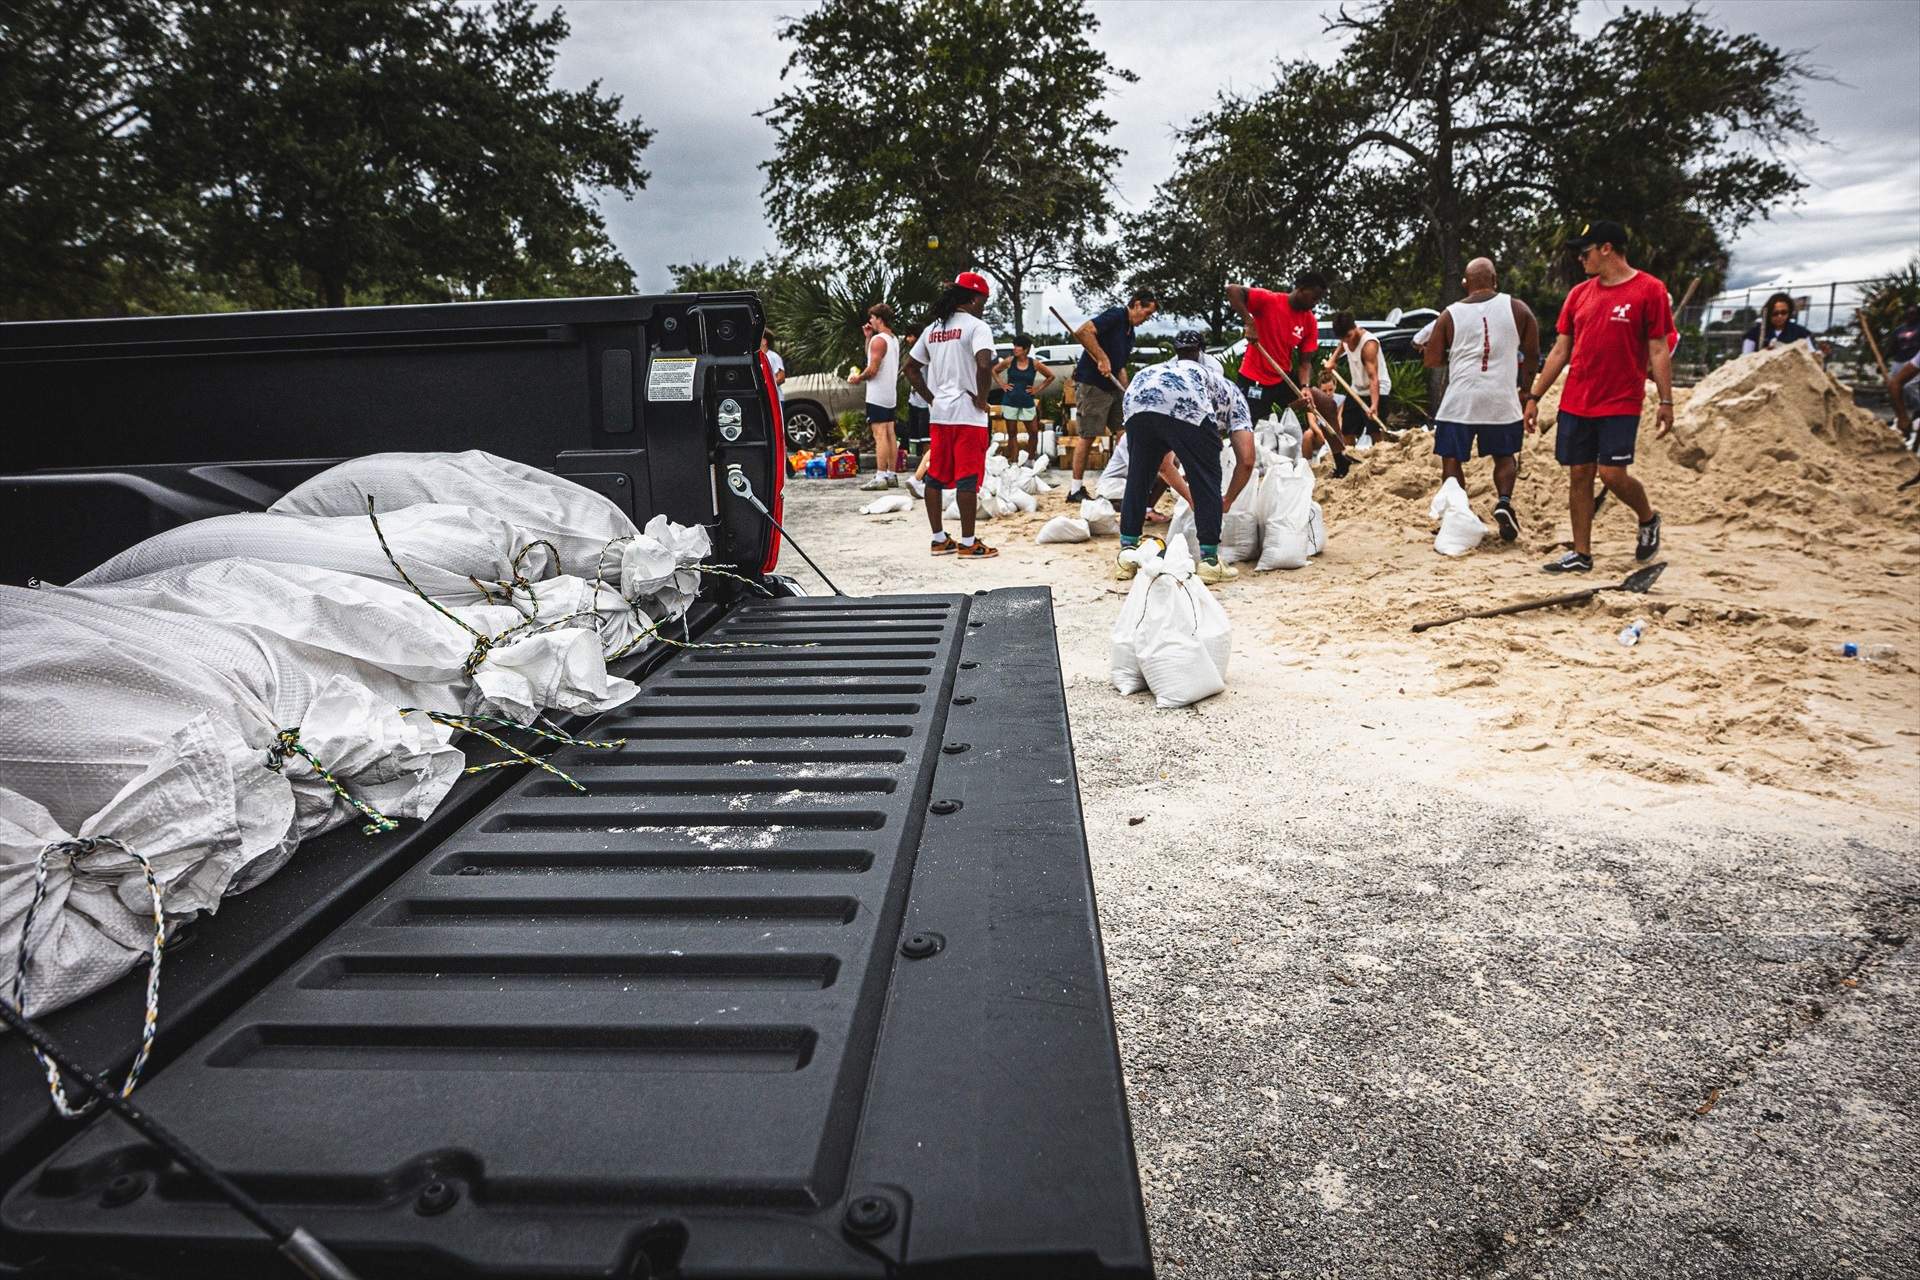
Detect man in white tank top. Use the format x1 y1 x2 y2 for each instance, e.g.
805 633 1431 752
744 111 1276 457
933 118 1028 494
1423 257 1540 542
1326 312 1391 442
852 302 901 489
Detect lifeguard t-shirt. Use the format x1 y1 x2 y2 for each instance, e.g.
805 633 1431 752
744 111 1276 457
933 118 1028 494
1558 272 1676 417
909 311 996 427
1242 287 1319 386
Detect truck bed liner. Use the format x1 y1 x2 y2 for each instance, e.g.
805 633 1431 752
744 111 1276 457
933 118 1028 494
2 588 1149 1278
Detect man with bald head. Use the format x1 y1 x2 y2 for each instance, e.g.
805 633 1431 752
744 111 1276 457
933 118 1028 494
1423 257 1540 542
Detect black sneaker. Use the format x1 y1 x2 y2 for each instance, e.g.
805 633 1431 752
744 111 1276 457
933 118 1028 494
1332 452 1353 479
1592 486 1608 514
1543 551 1592 574
1067 486 1091 502
1494 501 1520 543
1636 513 1662 561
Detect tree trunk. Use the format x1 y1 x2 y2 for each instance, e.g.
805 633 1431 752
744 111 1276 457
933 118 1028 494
318 267 347 309
1005 268 1025 334
1431 73 1464 306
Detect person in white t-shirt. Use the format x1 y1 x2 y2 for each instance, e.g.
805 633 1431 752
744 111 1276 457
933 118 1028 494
904 272 999 559
760 330 786 399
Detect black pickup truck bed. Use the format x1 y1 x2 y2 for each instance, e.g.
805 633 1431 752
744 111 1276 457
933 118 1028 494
0 297 1149 1278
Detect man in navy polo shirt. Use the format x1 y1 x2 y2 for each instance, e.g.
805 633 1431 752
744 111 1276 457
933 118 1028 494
1065 290 1158 501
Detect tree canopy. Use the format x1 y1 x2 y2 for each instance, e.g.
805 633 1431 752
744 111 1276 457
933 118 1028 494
0 0 652 318
760 0 1133 325
1123 0 1815 332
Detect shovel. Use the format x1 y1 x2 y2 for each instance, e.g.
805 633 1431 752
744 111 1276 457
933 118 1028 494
1412 562 1667 633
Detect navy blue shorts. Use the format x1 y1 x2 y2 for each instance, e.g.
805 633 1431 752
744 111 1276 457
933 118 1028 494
866 403 898 425
1555 411 1638 466
1433 420 1522 460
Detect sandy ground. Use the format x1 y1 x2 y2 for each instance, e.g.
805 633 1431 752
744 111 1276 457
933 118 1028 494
777 348 1919 1279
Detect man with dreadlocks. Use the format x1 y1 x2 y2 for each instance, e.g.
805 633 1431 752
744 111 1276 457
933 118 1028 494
904 272 1000 559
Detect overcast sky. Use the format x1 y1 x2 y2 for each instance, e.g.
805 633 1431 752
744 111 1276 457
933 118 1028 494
549 0 1920 311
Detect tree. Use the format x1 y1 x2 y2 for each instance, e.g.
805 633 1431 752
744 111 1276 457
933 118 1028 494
1327 0 1814 306
765 261 941 376
760 0 1133 326
667 256 783 296
0 0 173 320
1113 61 1416 334
140 0 652 308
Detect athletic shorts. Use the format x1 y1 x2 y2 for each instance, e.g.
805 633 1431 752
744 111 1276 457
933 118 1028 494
1434 420 1523 460
1073 380 1124 435
1001 404 1036 422
926 423 990 492
1555 411 1638 466
1339 397 1376 438
1234 373 1292 418
905 404 931 443
866 402 898 425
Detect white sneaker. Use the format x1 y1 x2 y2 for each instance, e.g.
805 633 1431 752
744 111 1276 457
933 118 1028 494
859 474 889 491
906 476 925 498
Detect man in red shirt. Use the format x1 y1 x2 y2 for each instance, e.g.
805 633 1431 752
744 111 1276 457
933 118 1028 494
1227 272 1353 478
1524 220 1674 573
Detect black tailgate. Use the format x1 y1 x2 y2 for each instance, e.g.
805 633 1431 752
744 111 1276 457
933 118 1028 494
2 588 1150 1278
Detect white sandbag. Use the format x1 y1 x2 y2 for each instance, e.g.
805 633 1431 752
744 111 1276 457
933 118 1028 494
1008 488 1038 513
71 505 558 606
1219 444 1262 564
1080 497 1119 536
270 450 638 580
1256 456 1317 570
0 586 472 1018
1095 432 1131 501
1167 500 1201 562
616 515 710 622
1429 477 1487 556
1035 516 1091 544
1123 544 1231 709
1307 500 1327 556
1108 546 1158 696
57 558 637 724
861 494 914 514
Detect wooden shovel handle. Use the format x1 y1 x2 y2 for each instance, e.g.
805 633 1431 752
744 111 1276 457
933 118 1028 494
1412 585 1602 632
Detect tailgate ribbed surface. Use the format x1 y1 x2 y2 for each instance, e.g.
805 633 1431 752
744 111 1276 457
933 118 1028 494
7 594 968 1274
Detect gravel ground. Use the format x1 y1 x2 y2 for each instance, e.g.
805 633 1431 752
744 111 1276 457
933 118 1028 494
780 476 1920 1280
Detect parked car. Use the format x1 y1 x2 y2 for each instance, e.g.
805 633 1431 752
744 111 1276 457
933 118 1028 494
778 370 865 448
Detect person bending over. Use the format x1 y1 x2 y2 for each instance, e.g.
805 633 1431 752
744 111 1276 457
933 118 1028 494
1115 329 1255 585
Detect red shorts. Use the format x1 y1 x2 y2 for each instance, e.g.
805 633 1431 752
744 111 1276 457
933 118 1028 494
927 423 990 492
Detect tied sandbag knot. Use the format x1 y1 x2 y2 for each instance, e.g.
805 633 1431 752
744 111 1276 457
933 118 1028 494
691 563 775 597
11 837 165 1118
265 728 398 835
468 538 562 610
398 708 621 794
364 495 549 676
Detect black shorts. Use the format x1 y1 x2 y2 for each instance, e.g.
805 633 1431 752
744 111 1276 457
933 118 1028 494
866 403 898 426
1340 397 1370 437
1234 373 1291 419
1555 411 1638 466
905 404 931 443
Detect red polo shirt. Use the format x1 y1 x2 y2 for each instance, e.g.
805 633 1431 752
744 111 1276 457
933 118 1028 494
1241 287 1319 386
1557 271 1675 417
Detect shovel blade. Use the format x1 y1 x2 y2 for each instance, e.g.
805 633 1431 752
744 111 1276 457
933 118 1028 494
1618 561 1668 593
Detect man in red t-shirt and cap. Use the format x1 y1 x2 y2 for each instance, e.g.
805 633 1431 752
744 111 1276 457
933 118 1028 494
1524 220 1674 574
1227 271 1352 478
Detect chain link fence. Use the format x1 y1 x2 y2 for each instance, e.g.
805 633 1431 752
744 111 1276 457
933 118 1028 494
1676 278 1893 400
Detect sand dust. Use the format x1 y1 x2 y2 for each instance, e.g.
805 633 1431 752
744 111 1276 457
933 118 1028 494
822 343 1920 818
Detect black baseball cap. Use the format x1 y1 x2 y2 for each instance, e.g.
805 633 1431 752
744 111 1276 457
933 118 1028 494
1567 219 1629 252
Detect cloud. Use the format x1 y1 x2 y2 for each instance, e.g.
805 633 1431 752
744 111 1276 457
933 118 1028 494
546 0 1919 298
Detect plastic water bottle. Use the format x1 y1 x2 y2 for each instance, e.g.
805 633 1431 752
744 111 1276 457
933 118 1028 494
1617 618 1647 647
1836 642 1897 662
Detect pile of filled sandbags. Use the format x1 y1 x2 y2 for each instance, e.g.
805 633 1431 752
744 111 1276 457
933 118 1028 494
2 450 717 1023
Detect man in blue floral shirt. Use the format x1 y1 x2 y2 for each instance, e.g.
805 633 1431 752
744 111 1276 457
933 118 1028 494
1117 329 1255 585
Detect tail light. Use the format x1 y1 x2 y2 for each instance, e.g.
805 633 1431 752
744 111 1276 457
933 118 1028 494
756 348 785 573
